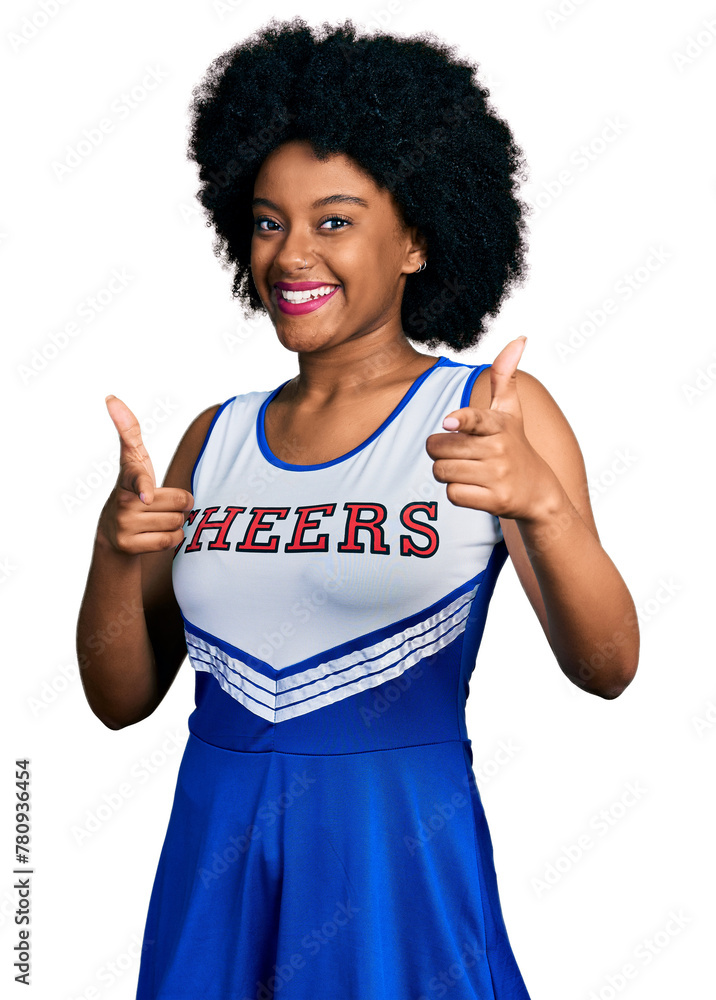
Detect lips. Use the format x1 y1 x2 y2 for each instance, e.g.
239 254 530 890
272 280 341 315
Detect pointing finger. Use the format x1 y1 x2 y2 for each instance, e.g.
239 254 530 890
105 394 156 504
488 336 527 412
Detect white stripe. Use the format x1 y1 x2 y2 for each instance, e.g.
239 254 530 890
186 584 478 722
275 615 468 722
191 659 275 723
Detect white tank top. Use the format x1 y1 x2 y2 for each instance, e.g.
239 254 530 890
172 356 505 681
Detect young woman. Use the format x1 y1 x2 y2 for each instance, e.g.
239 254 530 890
77 17 639 1000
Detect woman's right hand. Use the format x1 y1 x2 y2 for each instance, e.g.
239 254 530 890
98 395 194 555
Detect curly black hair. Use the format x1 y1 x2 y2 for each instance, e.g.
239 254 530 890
186 16 531 352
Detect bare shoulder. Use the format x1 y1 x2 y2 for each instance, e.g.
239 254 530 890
162 402 223 494
469 365 597 537
470 365 564 422
142 402 221 598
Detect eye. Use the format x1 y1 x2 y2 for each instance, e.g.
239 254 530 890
254 217 280 232
319 215 352 230
253 214 353 233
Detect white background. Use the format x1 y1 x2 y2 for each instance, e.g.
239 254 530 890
2 0 715 998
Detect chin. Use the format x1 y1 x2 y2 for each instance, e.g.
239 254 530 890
275 329 333 354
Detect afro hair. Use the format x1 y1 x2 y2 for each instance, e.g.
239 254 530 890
186 16 531 352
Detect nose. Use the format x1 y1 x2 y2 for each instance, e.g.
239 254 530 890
272 231 313 273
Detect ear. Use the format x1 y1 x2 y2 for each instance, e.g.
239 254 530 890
404 226 428 274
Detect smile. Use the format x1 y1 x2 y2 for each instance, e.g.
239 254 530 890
274 284 341 315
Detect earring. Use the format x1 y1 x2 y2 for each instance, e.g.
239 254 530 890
415 260 427 273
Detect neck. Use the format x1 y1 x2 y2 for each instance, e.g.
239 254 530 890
286 335 436 404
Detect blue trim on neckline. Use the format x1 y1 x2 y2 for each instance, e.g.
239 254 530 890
256 355 448 472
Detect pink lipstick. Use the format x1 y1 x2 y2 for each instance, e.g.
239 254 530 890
273 281 341 316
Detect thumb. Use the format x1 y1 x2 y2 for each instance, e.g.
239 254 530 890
488 336 527 413
105 394 156 504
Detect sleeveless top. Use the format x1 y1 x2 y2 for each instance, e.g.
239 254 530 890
171 355 509 755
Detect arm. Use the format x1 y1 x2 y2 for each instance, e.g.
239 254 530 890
76 403 220 729
469 367 639 699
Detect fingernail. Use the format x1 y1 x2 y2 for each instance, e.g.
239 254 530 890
443 416 459 430
140 492 146 503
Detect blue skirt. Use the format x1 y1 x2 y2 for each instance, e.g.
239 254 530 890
135 729 531 999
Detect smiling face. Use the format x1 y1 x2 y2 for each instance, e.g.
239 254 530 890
250 139 426 357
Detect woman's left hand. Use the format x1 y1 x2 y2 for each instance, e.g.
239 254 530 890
425 337 564 523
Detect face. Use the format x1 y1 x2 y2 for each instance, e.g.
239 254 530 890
250 139 426 356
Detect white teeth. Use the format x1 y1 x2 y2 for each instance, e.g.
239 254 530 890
278 285 336 303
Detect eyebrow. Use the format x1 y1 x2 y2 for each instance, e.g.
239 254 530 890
251 194 369 210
